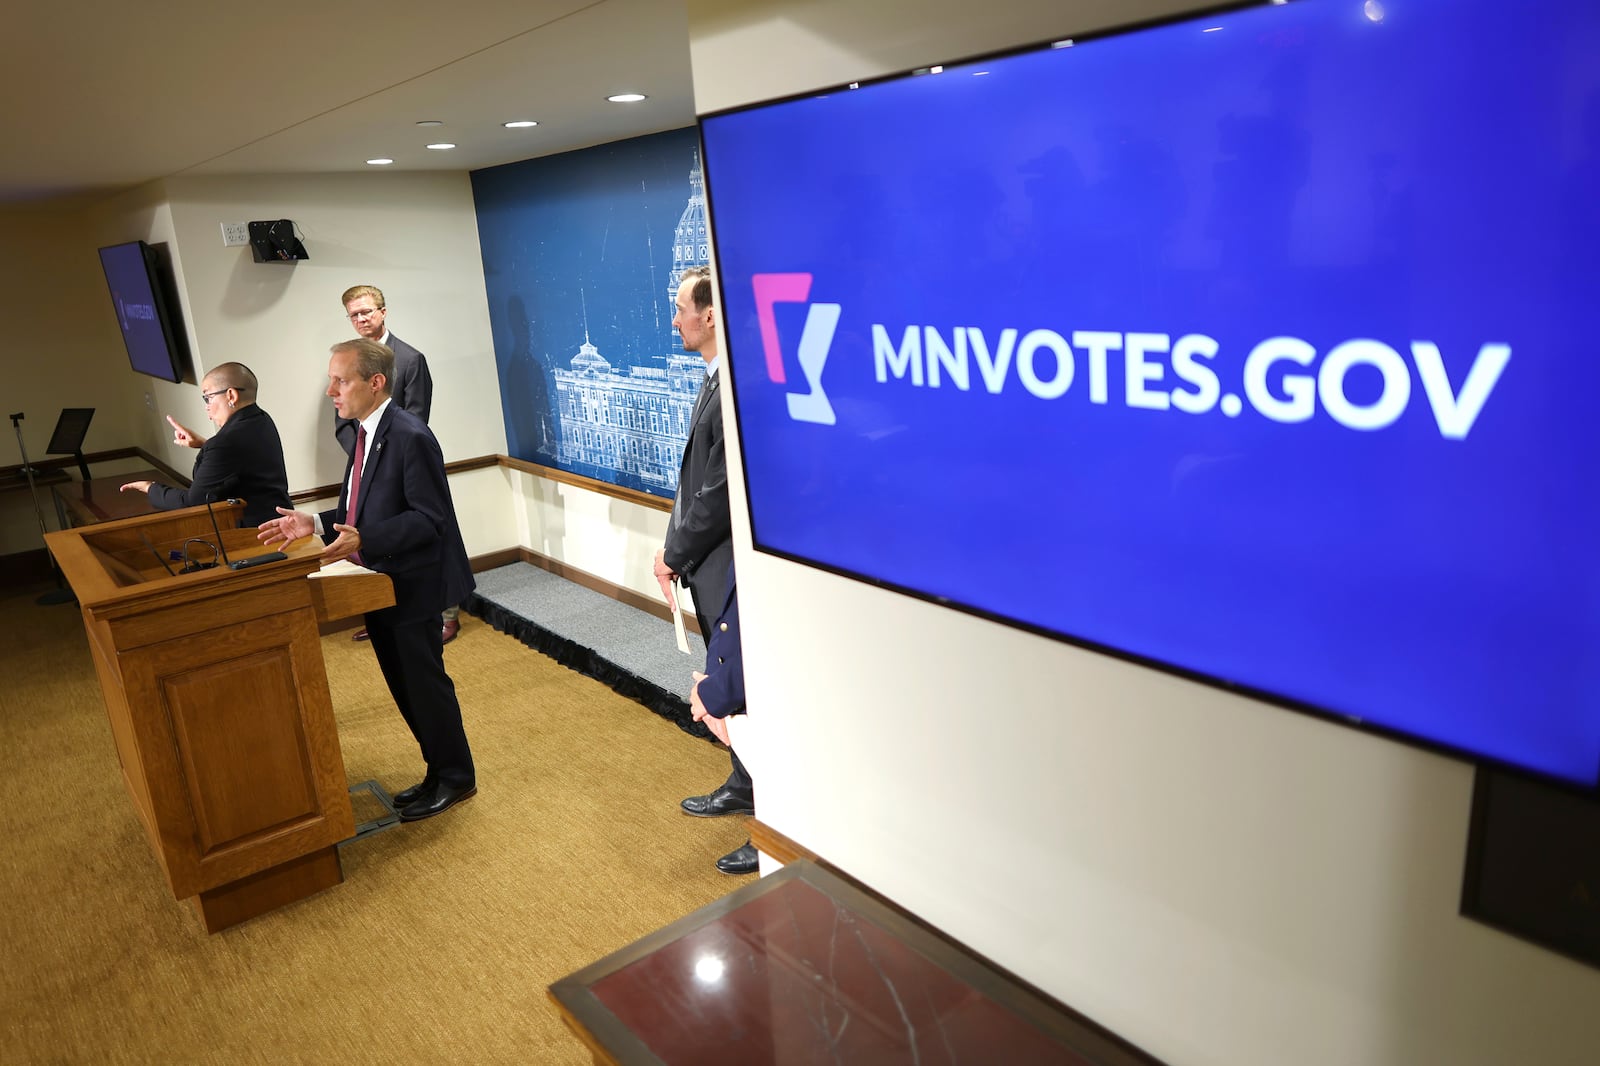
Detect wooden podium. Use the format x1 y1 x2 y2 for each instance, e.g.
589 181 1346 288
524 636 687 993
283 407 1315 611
45 502 394 932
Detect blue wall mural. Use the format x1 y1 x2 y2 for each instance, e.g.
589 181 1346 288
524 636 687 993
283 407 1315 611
472 126 710 499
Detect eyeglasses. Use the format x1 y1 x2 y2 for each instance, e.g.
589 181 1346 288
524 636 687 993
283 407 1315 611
347 307 383 320
201 389 229 404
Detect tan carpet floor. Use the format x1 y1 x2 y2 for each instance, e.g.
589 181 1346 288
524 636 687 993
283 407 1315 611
0 580 748 1064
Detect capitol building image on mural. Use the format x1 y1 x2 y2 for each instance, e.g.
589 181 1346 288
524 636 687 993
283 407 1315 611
552 154 711 495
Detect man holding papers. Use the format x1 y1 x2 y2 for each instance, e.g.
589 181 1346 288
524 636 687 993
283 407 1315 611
653 266 755 875
260 338 476 822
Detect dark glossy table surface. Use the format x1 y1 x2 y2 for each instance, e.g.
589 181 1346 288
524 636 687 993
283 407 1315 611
53 469 161 525
550 860 1157 1066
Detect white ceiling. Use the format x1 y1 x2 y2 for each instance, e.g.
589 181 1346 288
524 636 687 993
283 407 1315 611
1 0 696 204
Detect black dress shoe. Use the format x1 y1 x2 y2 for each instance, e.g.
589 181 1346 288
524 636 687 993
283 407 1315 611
715 841 758 875
680 784 755 818
399 782 477 822
391 779 434 808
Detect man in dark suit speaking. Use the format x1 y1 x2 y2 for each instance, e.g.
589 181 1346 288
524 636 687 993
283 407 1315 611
336 284 462 645
260 338 476 822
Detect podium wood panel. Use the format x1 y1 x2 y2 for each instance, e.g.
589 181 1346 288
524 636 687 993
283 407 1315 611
306 569 395 620
45 508 392 932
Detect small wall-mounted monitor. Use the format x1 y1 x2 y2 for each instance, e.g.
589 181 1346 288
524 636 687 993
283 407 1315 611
97 240 189 383
700 0 1600 786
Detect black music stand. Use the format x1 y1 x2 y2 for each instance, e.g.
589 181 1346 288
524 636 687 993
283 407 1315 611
46 408 94 481
8 411 76 605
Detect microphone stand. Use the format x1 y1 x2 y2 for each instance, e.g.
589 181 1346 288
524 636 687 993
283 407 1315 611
9 412 76 606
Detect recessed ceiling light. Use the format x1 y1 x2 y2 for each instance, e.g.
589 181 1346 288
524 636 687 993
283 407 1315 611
415 120 444 127
503 120 539 128
607 93 648 103
425 143 457 151
366 158 395 166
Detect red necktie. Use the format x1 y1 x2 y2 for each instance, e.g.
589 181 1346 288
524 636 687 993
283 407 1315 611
347 426 366 563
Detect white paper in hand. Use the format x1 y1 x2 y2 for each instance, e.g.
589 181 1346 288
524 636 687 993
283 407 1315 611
672 596 691 655
309 558 377 578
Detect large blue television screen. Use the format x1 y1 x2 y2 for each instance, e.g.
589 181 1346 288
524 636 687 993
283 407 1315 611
700 0 1600 784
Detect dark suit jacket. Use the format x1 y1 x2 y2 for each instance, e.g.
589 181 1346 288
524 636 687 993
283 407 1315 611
663 366 732 629
335 333 433 456
147 403 291 527
697 562 744 719
320 403 473 622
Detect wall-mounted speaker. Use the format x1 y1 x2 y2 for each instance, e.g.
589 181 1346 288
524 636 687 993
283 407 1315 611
248 219 310 263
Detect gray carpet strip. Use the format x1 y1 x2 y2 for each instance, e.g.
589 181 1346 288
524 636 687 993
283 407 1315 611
465 562 712 738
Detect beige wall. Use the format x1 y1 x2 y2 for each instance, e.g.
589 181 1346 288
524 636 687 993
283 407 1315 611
2 171 517 560
0 204 147 457
686 3 1600 1066
0 198 166 554
2 160 655 593
159 171 506 491
509 471 674 605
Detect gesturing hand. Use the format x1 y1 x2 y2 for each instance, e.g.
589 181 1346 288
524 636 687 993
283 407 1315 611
258 507 313 547
323 523 362 562
167 415 204 449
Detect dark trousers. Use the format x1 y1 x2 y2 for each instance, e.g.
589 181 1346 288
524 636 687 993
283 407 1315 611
696 603 753 803
366 610 475 788
724 749 754 799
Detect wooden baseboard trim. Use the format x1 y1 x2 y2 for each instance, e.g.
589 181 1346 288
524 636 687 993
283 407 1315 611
2 446 142 482
22 448 666 517
501 455 672 513
749 820 818 867
292 454 503 505
471 548 521 573
515 546 700 637
314 547 522 635
8 446 687 637
134 448 191 486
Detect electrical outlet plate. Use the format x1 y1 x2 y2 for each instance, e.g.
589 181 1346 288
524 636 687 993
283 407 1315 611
220 221 250 247
144 392 155 410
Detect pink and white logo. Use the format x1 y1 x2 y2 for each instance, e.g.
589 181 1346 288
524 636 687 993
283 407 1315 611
752 272 839 425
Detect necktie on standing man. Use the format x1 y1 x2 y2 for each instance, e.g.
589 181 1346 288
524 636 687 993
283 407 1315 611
347 424 366 564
